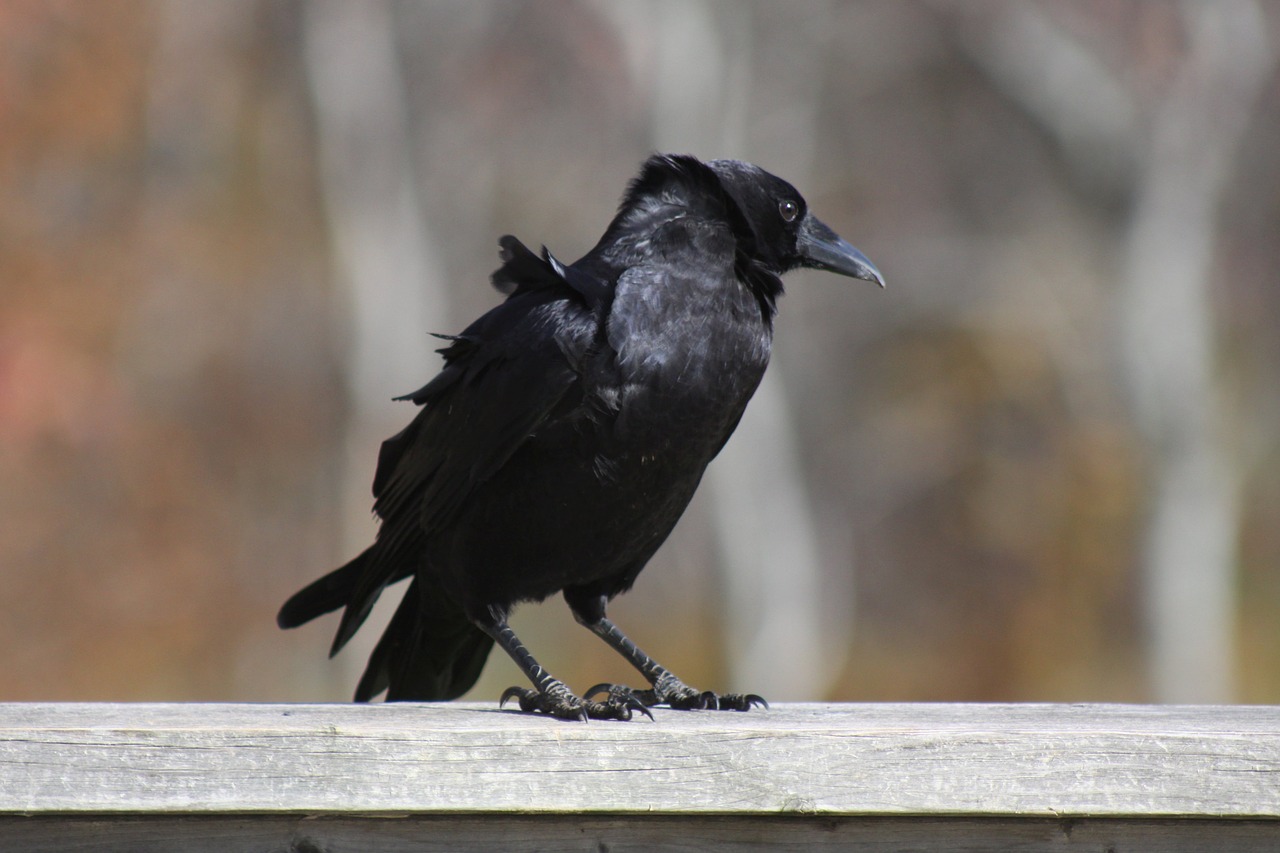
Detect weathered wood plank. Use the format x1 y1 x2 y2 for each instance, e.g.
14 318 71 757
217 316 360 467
1 815 1279 853
0 702 1277 818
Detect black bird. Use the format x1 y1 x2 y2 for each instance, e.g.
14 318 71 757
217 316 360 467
278 154 883 720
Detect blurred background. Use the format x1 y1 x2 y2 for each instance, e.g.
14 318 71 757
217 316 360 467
2 0 1278 705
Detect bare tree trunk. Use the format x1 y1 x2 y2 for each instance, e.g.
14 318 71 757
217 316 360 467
303 0 450 692
1119 1 1272 702
958 0 1273 702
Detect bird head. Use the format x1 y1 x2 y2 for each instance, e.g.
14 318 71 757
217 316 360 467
706 158 885 287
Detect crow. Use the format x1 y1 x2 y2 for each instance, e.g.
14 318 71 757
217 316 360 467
278 153 883 720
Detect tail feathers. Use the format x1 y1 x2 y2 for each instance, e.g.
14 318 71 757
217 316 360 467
277 551 371 631
355 577 495 702
279 546 408 659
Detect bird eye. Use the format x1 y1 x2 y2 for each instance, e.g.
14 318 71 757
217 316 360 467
778 200 799 223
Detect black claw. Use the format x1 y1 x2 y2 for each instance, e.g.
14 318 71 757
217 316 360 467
622 693 655 722
584 700 630 721
644 675 768 712
583 683 655 721
499 685 528 709
583 683 614 700
498 685 587 720
717 692 769 711
502 679 761 719
499 683 657 721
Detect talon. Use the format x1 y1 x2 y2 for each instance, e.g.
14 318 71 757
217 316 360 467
499 686 531 709
590 700 631 721
498 684 587 720
581 683 655 721
584 683 613 701
718 692 769 711
644 675 768 712
627 695 655 721
497 682 662 722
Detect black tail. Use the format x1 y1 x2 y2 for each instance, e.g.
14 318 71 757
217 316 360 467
354 577 495 702
277 551 371 631
278 551 493 702
279 543 410 657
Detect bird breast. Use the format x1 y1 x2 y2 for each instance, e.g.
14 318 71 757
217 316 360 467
598 270 772 458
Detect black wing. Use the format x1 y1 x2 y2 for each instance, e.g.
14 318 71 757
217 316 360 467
325 239 606 653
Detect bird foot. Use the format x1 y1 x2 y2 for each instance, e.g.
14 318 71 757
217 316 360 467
635 674 768 711
500 683 653 721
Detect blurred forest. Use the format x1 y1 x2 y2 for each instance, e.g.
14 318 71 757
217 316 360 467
2 0 1278 705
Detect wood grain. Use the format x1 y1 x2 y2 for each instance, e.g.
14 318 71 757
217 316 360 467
2 702 1277 818
2 815 1280 853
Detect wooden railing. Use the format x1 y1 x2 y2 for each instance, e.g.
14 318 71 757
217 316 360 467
1 702 1277 851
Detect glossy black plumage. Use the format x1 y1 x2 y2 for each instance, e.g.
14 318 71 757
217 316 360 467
278 153 883 719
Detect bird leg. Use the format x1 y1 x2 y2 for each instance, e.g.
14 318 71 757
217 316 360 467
478 614 651 721
567 593 767 712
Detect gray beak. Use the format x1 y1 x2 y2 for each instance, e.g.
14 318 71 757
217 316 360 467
797 214 885 287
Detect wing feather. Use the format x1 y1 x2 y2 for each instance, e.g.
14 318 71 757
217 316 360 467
327 243 600 653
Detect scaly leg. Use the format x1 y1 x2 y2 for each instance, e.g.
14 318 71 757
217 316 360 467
477 611 651 721
564 591 767 712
